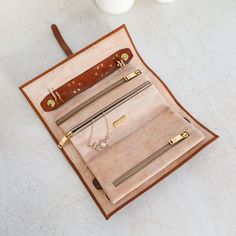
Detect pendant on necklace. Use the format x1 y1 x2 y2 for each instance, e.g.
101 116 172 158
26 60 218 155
100 141 108 148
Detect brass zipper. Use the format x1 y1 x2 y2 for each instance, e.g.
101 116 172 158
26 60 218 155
58 131 73 149
112 131 190 187
58 81 152 148
56 70 141 126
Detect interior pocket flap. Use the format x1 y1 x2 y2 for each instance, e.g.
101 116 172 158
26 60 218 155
88 108 205 204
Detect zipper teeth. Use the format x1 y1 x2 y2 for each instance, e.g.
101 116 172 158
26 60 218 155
70 81 152 135
113 132 189 187
56 70 142 126
112 143 171 187
56 80 124 126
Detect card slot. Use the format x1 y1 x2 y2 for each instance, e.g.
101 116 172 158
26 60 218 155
87 108 205 204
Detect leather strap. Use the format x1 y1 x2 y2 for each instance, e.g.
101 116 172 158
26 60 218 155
51 24 73 57
41 48 133 111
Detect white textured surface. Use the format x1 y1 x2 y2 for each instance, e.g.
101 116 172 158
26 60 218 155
0 0 235 235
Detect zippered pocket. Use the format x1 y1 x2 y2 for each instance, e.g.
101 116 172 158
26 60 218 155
60 82 169 162
87 108 205 204
112 131 189 187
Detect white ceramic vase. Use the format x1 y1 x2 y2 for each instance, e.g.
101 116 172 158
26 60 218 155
95 0 135 14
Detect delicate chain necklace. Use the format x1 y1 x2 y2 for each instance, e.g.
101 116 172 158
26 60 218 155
88 113 109 151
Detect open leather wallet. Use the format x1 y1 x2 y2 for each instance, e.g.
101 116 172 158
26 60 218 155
19 24 219 219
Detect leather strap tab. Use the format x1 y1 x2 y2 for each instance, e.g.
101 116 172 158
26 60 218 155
41 48 133 111
51 24 73 57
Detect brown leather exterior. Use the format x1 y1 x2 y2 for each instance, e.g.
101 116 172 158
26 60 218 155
41 48 133 111
19 25 219 220
51 24 73 57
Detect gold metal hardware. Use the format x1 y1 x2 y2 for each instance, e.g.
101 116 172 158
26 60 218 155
169 132 189 145
47 99 56 107
124 70 142 81
113 115 127 128
121 53 129 61
48 88 58 102
55 91 63 102
58 131 73 148
116 59 125 69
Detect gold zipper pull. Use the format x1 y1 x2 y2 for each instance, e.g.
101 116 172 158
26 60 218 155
124 70 141 81
58 131 73 148
169 131 189 145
